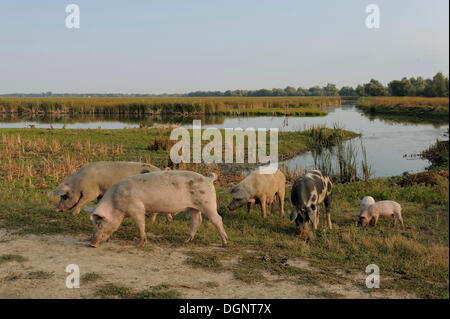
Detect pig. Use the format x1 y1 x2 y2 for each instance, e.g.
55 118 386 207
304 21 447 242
222 167 286 218
48 161 160 216
359 200 404 228
360 196 375 214
290 170 333 230
86 170 228 248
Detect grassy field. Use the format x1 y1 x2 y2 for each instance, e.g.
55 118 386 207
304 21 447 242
356 97 449 118
0 128 448 298
0 97 340 116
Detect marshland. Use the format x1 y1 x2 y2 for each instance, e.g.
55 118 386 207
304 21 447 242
0 96 448 299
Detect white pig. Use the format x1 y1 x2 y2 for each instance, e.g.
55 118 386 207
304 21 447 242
86 170 228 248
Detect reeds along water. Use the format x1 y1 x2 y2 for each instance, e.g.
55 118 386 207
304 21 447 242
0 97 341 115
311 137 373 183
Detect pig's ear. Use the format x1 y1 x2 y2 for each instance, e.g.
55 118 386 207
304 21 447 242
83 206 96 214
91 207 112 221
48 184 71 197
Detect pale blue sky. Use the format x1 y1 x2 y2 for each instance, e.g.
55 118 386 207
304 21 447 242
0 1 448 94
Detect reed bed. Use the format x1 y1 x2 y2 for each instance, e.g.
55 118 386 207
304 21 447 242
356 97 449 118
0 97 340 115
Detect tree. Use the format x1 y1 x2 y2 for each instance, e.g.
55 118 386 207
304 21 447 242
432 72 448 97
356 85 366 96
388 78 411 96
339 86 356 96
323 83 339 96
284 86 297 96
296 87 309 96
308 86 323 96
364 79 388 96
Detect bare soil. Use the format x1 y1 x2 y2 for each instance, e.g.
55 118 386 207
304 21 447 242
0 229 415 299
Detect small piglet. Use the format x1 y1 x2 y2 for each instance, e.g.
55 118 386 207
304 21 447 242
359 200 404 228
87 170 228 248
359 196 375 214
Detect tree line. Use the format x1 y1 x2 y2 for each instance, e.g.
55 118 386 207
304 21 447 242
1 72 448 98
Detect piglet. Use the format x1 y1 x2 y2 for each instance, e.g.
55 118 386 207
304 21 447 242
359 196 375 214
87 170 228 248
359 200 404 228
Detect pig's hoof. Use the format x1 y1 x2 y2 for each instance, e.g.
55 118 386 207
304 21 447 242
183 236 193 244
88 243 98 248
136 240 146 248
221 242 227 248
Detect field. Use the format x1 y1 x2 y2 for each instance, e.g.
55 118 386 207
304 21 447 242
0 97 340 116
356 97 449 118
0 128 448 298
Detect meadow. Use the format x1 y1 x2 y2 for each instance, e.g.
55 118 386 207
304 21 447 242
0 97 340 116
0 127 448 298
356 97 449 118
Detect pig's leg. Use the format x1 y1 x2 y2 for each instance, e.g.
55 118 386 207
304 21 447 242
397 213 405 229
392 215 397 227
71 191 98 216
166 213 173 223
279 190 285 216
204 209 228 247
324 195 332 230
128 204 147 247
150 213 158 223
372 215 379 227
260 195 267 219
247 202 254 214
183 209 202 244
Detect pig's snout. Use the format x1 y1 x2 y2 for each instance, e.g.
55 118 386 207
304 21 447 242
54 207 63 213
89 242 99 248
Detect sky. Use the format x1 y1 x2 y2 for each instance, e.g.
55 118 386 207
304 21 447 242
0 0 448 94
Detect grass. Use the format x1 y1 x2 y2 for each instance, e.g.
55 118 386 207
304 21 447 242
0 254 26 264
81 272 102 284
0 96 340 116
25 271 54 279
0 128 448 298
95 283 181 299
356 97 449 118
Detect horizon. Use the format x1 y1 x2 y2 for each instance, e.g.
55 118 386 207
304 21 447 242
1 1 449 94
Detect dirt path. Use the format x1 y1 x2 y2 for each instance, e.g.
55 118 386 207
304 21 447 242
0 229 415 299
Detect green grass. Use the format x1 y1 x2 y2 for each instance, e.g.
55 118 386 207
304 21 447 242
25 271 54 279
81 272 102 284
95 283 181 299
0 254 26 264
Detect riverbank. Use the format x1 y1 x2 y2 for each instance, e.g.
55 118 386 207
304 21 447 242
356 97 449 118
0 97 340 116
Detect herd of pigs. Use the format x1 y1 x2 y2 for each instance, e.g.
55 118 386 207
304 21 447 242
48 161 404 248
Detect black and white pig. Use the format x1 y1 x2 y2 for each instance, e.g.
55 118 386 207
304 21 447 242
290 170 333 230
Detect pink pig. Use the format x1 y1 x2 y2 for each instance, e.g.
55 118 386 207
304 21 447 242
359 200 404 228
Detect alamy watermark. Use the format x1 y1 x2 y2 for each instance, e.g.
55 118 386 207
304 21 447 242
365 264 380 288
169 120 279 172
66 264 80 288
365 4 380 29
65 4 80 29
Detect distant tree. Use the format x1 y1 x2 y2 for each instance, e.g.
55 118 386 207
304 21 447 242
364 79 388 96
339 86 356 96
284 86 297 96
323 83 339 96
432 72 448 97
272 88 287 96
408 76 425 96
356 85 366 96
296 87 309 96
388 78 411 96
308 86 323 96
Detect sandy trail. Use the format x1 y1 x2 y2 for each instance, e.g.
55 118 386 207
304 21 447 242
0 229 415 299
